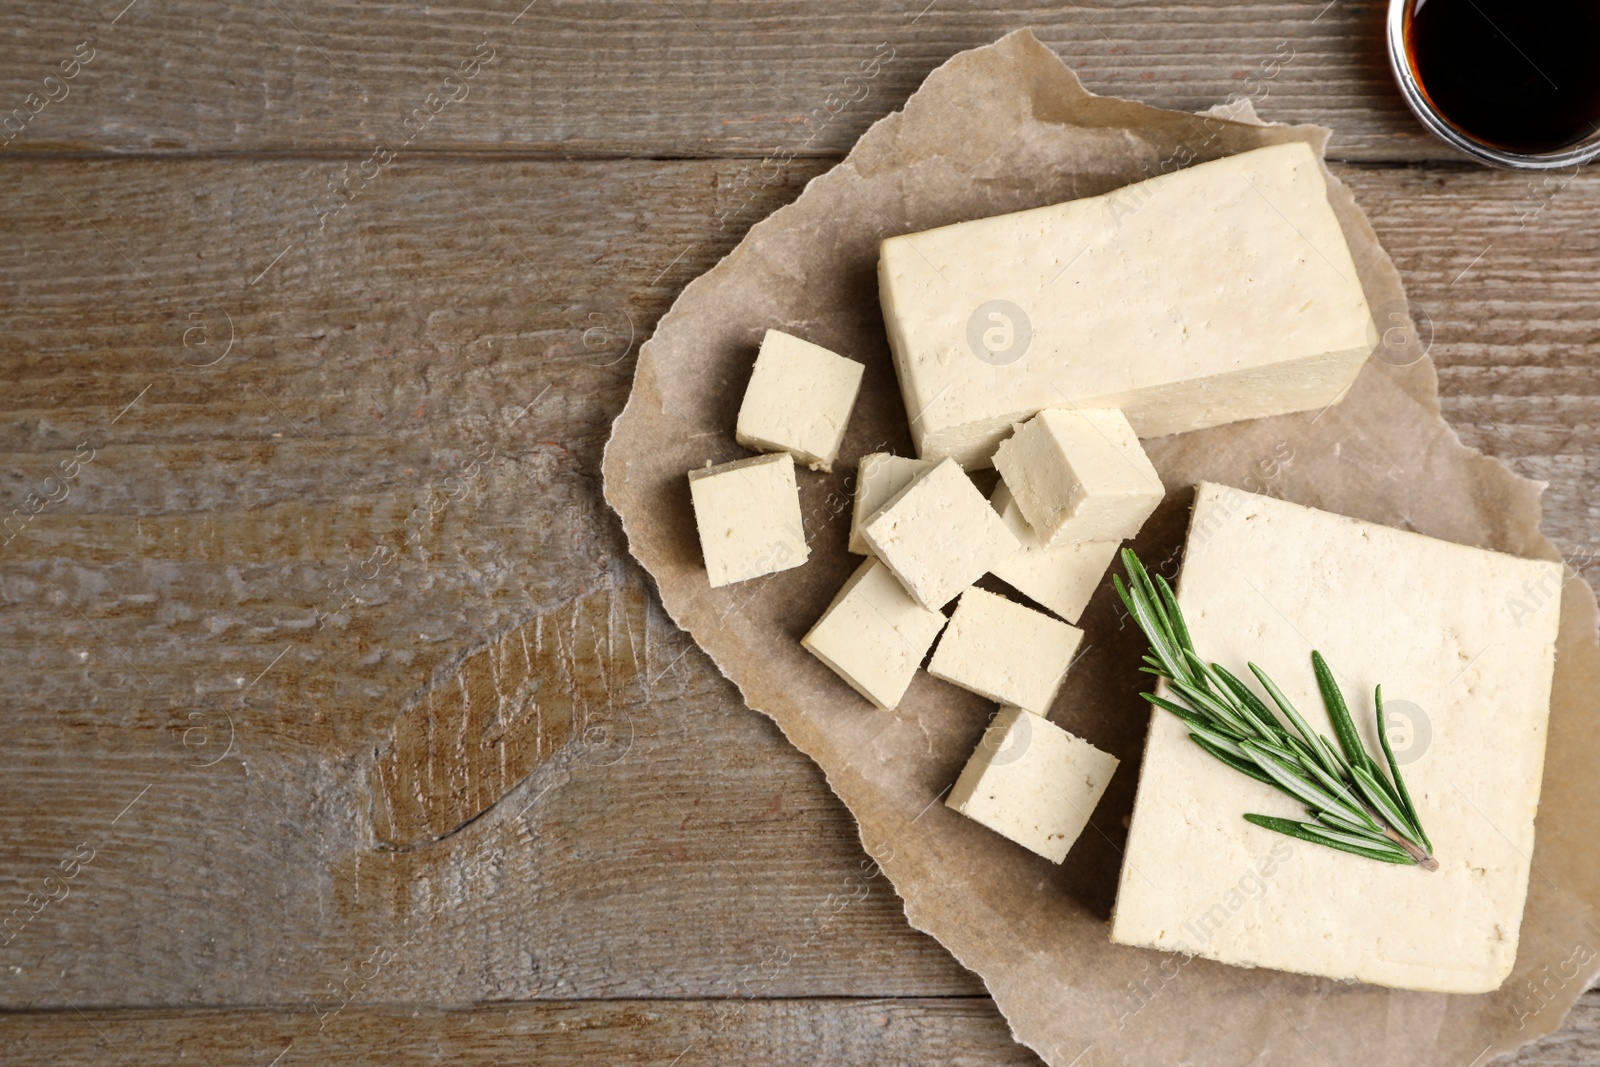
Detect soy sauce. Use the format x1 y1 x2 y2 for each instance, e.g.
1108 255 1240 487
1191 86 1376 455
1406 0 1600 153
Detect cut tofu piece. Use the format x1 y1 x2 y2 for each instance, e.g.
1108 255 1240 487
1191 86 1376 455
735 329 865 472
928 586 1084 713
861 457 1019 610
801 558 949 709
993 408 1164 545
989 481 1119 623
878 142 1375 466
687 452 808 588
849 453 935 555
1111 483 1563 994
947 705 1119 863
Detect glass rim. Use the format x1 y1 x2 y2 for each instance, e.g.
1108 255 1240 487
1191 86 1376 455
1385 0 1600 171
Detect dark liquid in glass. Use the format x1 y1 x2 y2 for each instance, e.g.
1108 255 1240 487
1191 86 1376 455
1406 0 1600 153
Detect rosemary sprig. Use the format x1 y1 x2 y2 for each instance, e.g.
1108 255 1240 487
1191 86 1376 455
1113 548 1438 871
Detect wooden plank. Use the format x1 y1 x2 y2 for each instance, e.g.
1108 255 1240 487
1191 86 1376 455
0 999 1036 1066
1 157 1598 1025
1336 163 1600 572
0 153 981 1010
0 0 1450 162
0 992 1596 1065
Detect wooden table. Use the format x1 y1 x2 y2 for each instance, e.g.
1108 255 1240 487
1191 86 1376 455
1 3 1596 1063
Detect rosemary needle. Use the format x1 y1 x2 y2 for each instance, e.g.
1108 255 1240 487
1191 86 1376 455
1113 548 1439 871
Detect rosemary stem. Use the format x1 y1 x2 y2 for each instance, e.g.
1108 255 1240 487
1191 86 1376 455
1380 821 1439 871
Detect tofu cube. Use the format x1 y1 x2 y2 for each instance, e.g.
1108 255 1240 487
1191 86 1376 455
1111 483 1564 993
990 480 1119 623
735 329 865 472
928 586 1083 713
848 453 934 554
801 559 948 709
992 407 1163 545
687 452 808 588
860 458 1019 610
947 705 1119 863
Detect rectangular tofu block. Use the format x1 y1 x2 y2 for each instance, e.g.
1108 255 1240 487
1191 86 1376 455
801 558 949 709
948 705 1119 863
928 586 1084 713
861 457 1019 610
989 481 1119 623
849 453 934 554
878 142 1375 466
1110 483 1564 993
687 452 808 588
736 329 865 472
993 408 1164 545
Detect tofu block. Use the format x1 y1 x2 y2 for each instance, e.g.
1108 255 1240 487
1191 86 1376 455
879 142 1375 466
801 559 949 709
687 452 808 588
735 329 865 472
947 705 1120 863
928 586 1084 713
1111 483 1563 993
992 408 1164 545
989 481 1119 623
860 458 1019 610
849 453 935 554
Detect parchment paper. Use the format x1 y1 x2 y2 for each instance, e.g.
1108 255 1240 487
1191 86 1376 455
602 30 1600 1066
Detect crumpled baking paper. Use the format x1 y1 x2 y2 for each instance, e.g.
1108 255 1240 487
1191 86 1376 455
603 29 1600 1066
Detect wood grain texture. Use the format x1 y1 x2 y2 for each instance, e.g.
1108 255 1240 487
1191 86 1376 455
0 992 1596 1066
0 0 1449 162
0 154 986 1010
1 112 1598 1065
0 999 1037 1066
371 580 652 848
1338 163 1600 572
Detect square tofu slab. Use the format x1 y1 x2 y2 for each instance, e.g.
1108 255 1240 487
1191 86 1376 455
801 558 949 709
687 452 808 588
849 453 935 554
993 407 1164 545
1110 483 1564 993
735 329 865 472
928 586 1084 713
989 481 1119 623
861 457 1019 610
947 705 1120 863
878 142 1375 466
